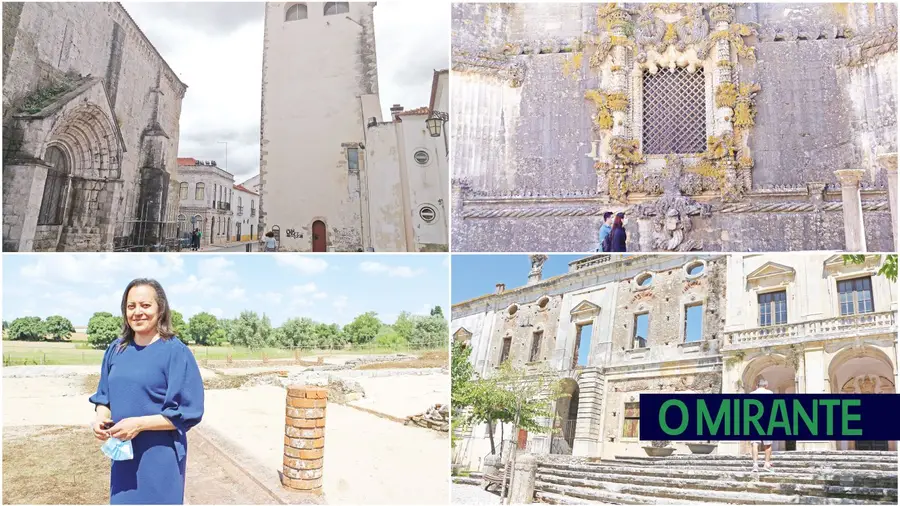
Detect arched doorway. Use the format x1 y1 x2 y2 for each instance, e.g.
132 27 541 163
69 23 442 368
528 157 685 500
829 346 896 451
37 145 71 227
741 355 797 453
551 378 579 455
312 220 326 252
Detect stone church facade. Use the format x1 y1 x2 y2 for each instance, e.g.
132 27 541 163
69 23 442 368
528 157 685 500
450 3 898 252
451 253 897 471
259 2 449 252
2 2 186 252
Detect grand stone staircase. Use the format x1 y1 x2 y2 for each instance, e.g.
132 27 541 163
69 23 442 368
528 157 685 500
533 451 898 504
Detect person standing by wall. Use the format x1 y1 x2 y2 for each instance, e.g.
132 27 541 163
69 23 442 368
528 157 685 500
751 377 774 472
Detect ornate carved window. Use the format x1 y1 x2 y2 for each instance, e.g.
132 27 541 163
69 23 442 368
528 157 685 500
642 68 706 155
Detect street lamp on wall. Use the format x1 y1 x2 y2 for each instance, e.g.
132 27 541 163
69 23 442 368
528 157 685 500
426 110 449 155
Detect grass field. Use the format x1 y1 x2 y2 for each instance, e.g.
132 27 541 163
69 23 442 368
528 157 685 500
2 340 446 366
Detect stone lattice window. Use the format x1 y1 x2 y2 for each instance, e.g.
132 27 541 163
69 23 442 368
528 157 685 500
642 67 706 155
37 146 69 226
838 277 874 315
622 402 640 438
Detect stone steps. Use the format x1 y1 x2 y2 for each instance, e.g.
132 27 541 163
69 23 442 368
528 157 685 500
536 476 896 505
537 469 897 502
610 457 897 472
534 452 897 505
540 462 898 489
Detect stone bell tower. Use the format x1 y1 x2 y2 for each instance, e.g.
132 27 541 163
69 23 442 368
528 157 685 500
259 2 383 252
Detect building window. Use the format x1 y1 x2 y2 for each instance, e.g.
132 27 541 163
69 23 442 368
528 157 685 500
179 182 188 200
622 402 640 438
347 147 359 172
324 2 349 16
529 331 543 362
37 145 69 226
636 273 653 287
838 277 874 315
499 336 512 365
684 303 703 342
633 313 649 349
643 67 706 155
686 261 705 277
419 205 437 223
414 149 430 165
285 3 307 21
195 182 205 200
572 323 592 368
758 291 787 327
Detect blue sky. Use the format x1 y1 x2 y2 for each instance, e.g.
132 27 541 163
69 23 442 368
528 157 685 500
451 255 588 304
3 254 449 327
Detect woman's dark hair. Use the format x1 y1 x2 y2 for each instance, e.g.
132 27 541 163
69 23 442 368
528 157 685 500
613 214 624 228
117 278 176 351
266 231 274 238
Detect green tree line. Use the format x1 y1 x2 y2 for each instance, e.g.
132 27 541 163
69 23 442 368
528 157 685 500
5 306 448 351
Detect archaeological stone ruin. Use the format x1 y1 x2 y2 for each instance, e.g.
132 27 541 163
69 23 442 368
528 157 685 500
450 3 898 252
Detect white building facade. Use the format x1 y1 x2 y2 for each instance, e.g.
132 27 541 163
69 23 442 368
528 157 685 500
232 183 259 242
176 158 235 245
258 2 448 252
451 254 898 471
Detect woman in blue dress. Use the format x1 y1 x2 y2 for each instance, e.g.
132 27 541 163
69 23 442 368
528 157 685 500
89 278 205 505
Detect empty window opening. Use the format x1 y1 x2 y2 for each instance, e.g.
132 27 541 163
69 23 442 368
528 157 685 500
529 331 543 362
633 313 649 349
499 336 512 365
572 323 593 368
685 303 704 342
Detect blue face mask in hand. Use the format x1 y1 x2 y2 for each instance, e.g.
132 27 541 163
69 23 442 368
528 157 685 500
101 437 134 461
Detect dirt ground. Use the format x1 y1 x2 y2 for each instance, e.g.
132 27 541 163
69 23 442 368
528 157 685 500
3 364 449 505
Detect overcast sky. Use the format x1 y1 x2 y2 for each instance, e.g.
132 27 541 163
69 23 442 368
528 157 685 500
123 2 449 184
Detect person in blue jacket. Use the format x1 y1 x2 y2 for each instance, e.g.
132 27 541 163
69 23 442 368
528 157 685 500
90 278 204 505
598 212 613 252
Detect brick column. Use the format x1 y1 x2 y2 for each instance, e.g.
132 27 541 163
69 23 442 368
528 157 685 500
282 386 327 494
834 169 867 252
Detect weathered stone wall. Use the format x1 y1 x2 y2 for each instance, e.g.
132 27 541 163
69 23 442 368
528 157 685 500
450 3 896 252
2 2 185 251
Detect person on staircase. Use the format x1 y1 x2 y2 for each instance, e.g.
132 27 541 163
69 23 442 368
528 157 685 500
751 377 775 473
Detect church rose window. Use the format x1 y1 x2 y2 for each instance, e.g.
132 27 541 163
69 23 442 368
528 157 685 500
642 67 706 155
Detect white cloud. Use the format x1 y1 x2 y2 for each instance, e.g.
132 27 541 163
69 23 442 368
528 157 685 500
313 292 328 300
263 291 284 304
333 296 349 310
20 254 184 286
291 283 318 295
227 287 246 300
274 256 329 275
359 261 423 278
209 308 224 318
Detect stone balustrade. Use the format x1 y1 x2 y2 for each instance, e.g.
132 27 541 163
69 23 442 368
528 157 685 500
724 311 896 349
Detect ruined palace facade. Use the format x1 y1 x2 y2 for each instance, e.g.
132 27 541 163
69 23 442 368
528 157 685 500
450 254 898 470
2 2 186 252
450 3 898 252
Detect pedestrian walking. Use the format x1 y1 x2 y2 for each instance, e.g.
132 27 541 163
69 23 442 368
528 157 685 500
263 231 278 252
751 378 775 473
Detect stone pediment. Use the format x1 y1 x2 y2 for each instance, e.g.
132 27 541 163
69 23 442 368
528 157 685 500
747 262 796 284
823 254 880 277
570 300 601 316
453 327 473 343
